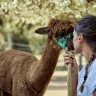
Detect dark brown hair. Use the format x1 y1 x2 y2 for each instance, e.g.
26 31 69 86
75 14 96 92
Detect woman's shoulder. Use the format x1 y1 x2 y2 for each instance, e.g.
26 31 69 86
79 64 86 76
85 58 96 93
77 59 96 96
78 64 86 83
88 58 96 78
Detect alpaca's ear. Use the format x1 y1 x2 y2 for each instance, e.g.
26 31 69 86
35 27 51 35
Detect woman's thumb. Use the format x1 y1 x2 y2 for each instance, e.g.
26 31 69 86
65 48 69 54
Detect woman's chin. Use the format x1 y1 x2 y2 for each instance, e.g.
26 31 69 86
74 50 81 54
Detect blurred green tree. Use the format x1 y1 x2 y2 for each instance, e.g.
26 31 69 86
0 0 96 53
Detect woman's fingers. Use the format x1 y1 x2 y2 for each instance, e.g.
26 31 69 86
63 50 78 73
63 49 74 65
64 55 73 65
64 56 70 60
64 59 73 65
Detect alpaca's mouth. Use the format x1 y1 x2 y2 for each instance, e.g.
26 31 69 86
52 33 73 49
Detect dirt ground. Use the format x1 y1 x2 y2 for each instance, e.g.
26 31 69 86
44 71 68 96
37 52 85 96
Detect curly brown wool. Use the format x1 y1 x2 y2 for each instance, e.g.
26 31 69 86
48 19 75 35
0 18 75 96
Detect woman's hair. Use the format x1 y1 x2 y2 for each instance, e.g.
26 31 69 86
75 14 96 92
75 14 96 50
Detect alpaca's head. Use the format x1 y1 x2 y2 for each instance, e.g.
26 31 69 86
35 19 76 51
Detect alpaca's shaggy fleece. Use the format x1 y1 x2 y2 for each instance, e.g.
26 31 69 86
0 19 75 96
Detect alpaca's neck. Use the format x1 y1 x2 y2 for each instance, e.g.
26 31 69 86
40 37 60 67
32 37 61 93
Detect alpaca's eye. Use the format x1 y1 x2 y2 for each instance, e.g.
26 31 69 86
58 31 65 36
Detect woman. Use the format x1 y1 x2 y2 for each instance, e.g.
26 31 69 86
63 14 96 96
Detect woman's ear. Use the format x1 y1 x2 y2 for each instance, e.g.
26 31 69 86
78 33 83 43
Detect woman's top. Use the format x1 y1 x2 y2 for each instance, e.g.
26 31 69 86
77 58 96 96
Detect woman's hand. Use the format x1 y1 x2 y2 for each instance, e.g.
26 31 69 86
63 49 78 96
63 49 78 74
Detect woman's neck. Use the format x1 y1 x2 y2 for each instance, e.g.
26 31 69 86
83 52 93 63
82 47 93 63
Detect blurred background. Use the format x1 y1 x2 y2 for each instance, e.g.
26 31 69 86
0 0 96 95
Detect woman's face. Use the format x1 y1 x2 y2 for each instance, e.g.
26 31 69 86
73 30 82 54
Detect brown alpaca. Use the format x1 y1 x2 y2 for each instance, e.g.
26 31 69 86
0 19 75 96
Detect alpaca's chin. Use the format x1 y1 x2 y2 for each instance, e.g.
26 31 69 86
53 44 62 50
67 46 74 51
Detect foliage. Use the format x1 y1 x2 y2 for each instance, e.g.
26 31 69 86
0 0 96 53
